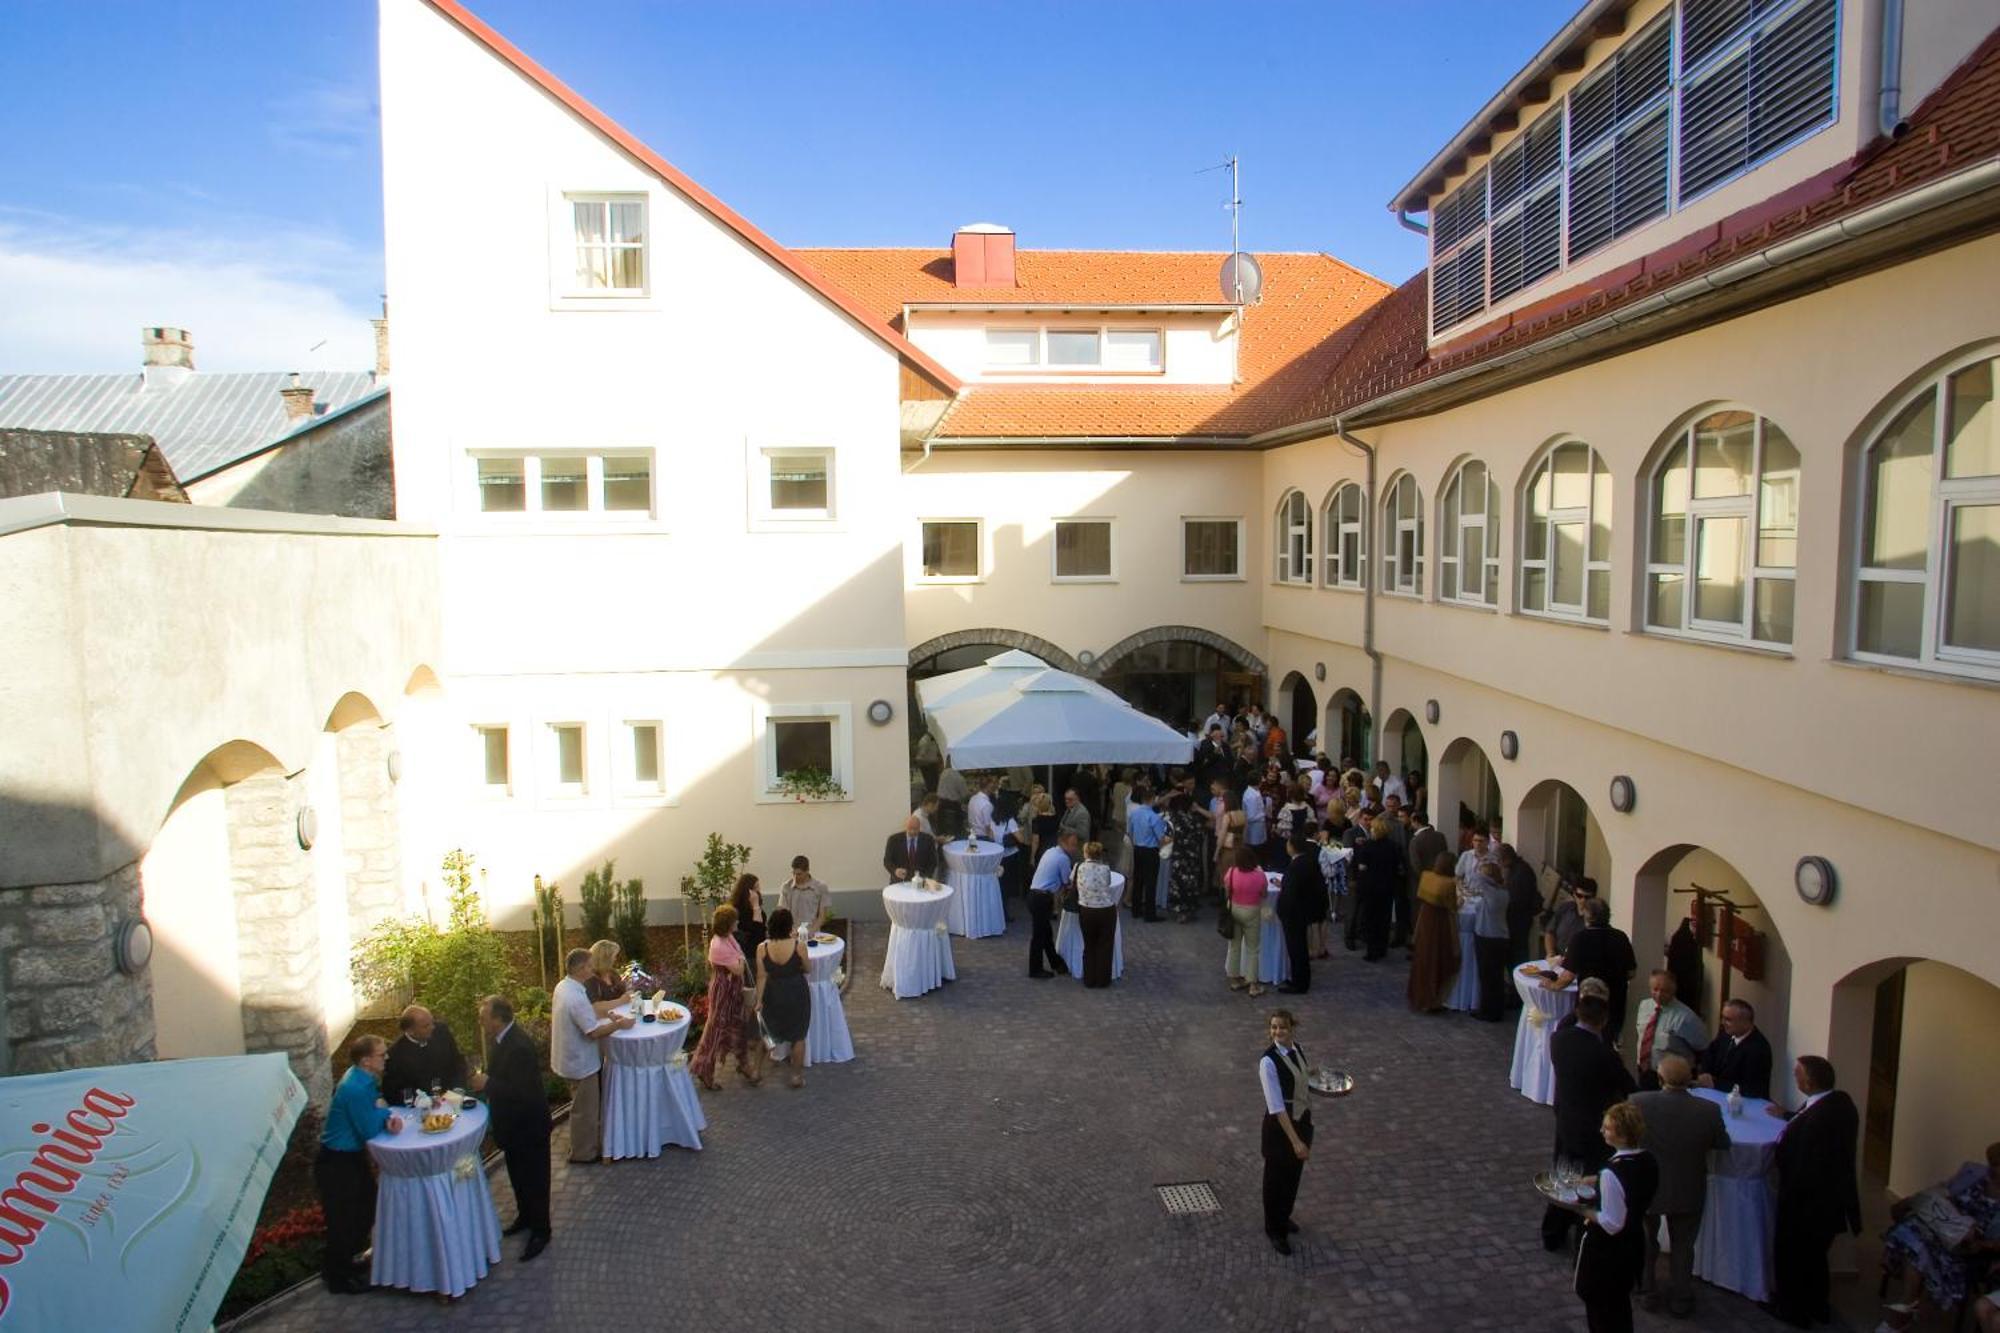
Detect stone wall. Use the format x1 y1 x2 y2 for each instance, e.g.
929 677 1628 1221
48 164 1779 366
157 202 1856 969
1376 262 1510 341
337 724 402 943
0 862 156 1073
226 770 330 1101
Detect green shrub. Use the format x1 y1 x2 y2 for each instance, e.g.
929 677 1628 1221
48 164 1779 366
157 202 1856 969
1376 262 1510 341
613 872 647 965
578 860 615 944
678 833 751 950
530 874 565 987
351 850 506 1044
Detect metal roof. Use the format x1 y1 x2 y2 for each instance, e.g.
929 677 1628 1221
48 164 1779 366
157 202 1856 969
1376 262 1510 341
0 370 381 481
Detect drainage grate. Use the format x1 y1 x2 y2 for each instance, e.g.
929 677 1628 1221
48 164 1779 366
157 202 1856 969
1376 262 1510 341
1155 1180 1221 1216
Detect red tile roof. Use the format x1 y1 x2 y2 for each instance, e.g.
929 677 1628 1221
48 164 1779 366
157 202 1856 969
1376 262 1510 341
799 249 1392 439
1302 20 2000 427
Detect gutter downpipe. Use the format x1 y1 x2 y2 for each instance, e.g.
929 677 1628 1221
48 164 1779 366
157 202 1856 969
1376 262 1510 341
1396 209 1430 237
1878 0 1905 138
1334 417 1382 765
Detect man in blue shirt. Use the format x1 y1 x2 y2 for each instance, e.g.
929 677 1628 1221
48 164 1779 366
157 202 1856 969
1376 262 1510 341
317 1034 404 1294
1027 831 1077 979
1126 785 1166 923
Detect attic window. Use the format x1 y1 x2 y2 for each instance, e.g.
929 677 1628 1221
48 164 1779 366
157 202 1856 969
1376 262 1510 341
983 326 1164 372
1677 0 1839 203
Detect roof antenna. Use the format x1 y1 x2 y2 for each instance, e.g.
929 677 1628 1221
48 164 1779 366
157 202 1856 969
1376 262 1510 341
1215 154 1263 306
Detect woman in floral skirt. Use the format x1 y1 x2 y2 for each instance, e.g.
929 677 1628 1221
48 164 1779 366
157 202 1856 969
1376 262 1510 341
689 903 762 1091
1165 792 1210 923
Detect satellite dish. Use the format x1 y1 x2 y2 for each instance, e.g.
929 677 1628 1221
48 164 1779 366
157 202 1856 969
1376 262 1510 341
1220 251 1263 305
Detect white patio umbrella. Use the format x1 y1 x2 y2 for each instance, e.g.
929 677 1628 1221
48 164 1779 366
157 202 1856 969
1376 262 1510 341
921 665 1194 767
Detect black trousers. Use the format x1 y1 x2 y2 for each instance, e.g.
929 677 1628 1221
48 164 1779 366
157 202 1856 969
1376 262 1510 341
1580 1289 1633 1333
1078 905 1118 987
1131 846 1161 918
1358 888 1392 959
1389 882 1414 946
315 1148 375 1285
1281 913 1311 991
1261 1112 1315 1236
498 1128 552 1238
1771 1205 1835 1325
1027 892 1063 974
1474 934 1510 1020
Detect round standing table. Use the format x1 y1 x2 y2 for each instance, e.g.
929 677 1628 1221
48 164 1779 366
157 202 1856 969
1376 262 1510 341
1509 960 1576 1104
1445 898 1481 1011
1690 1087 1782 1301
602 1002 706 1158
1055 872 1125 980
366 1101 501 1298
804 933 855 1065
941 839 1007 938
880 882 956 998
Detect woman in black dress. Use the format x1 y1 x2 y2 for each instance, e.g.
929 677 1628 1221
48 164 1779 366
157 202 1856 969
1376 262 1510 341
730 873 767 965
754 907 813 1089
1165 793 1210 923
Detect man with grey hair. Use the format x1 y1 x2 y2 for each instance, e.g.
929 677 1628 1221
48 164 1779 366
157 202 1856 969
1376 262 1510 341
1633 1054 1731 1317
551 945 633 1163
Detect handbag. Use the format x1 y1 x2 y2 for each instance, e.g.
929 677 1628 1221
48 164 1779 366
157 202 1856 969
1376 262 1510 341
1216 899 1236 938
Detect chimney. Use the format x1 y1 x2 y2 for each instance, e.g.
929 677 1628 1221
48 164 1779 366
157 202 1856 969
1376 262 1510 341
279 372 317 422
952 223 1015 288
140 326 194 389
371 296 390 381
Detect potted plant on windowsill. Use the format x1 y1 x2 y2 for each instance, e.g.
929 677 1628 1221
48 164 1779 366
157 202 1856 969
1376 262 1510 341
772 767 847 803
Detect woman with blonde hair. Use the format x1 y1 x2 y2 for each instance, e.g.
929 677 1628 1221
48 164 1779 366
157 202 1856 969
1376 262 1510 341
585 938 628 1015
1569 1101 1657 1333
1350 815 1405 962
688 903 761 1091
1028 790 1060 867
1072 841 1120 987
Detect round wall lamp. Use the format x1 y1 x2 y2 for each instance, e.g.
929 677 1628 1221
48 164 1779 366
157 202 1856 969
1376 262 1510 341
1077 649 1098 669
114 918 154 976
866 699 895 726
1794 855 1837 907
386 749 403 784
1313 662 1326 682
296 805 319 850
1608 776 1637 814
1424 699 1440 725
1499 730 1519 761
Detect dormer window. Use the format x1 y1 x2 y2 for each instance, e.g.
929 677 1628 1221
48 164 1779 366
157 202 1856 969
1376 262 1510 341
982 325 1163 372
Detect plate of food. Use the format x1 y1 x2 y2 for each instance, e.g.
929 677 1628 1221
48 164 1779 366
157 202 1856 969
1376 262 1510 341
419 1111 458 1135
659 1007 683 1022
1532 1171 1597 1205
1306 1067 1355 1097
813 933 838 945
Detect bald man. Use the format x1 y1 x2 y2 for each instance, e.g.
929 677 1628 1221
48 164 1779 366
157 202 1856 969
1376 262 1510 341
381 1004 469 1106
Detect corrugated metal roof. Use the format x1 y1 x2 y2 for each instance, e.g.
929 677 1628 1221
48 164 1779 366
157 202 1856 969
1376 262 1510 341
0 370 381 480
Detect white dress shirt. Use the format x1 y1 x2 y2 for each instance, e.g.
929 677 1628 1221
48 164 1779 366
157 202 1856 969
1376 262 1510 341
967 790 996 841
1258 1042 1308 1117
549 975 602 1080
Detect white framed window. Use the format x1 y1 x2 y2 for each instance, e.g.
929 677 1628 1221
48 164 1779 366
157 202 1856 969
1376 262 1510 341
919 519 982 581
1440 459 1500 607
1853 350 2000 679
468 450 655 519
1274 490 1313 585
1521 440 1612 623
983 325 1164 373
623 720 664 796
1678 0 1839 205
1646 409 1798 646
1322 482 1368 589
566 193 647 294
1181 517 1243 581
474 725 511 796
753 701 854 803
546 722 587 797
755 448 834 523
1052 519 1114 581
1380 473 1425 597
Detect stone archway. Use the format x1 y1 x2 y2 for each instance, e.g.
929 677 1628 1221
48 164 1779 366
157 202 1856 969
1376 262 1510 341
1435 736 1502 841
1276 672 1317 752
1089 625 1267 680
1325 689 1371 769
907 628 1083 675
1380 708 1428 799
1630 843 1789 1043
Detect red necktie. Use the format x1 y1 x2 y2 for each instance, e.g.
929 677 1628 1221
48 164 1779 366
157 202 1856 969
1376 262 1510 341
1638 1006 1661 1069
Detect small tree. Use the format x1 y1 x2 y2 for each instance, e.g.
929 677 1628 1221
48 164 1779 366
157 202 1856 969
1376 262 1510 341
678 833 751 951
579 860 616 943
613 873 648 966
351 850 505 1047
530 875 565 990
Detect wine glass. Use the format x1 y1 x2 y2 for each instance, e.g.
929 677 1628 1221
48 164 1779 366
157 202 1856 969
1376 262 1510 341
401 1087 416 1110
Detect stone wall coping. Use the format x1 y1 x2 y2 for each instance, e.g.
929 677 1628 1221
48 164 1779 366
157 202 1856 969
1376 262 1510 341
0 491 436 541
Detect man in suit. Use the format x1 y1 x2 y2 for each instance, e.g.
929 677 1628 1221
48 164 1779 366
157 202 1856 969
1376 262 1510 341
1275 830 1326 994
883 814 939 882
1543 993 1636 1251
1765 1055 1862 1328
1633 1054 1731 1318
380 1004 469 1106
472 995 553 1260
1406 811 1448 922
1696 997 1775 1100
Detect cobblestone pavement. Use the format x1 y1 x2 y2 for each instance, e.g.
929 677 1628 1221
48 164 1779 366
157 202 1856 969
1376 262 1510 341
243 912 1853 1332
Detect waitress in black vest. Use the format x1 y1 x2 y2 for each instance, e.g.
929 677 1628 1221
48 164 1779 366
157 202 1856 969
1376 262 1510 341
1257 1009 1313 1254
1570 1100 1658 1333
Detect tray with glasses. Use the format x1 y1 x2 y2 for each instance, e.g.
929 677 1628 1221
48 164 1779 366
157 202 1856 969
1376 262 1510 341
1306 1067 1355 1098
1532 1169 1598 1206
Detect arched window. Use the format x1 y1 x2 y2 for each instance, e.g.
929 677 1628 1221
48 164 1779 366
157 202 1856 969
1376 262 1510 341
1380 473 1424 596
1520 440 1611 622
1439 459 1499 606
1645 409 1798 645
1322 482 1367 589
1274 489 1312 585
1855 349 2000 676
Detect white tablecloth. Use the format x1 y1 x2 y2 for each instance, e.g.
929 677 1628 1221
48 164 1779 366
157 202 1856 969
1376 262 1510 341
1055 873 1125 980
880 882 956 998
1509 960 1576 1104
1155 843 1172 910
1691 1087 1781 1301
602 1002 705 1157
1220 875 1290 985
367 1101 502 1297
941 839 1007 939
805 934 854 1065
1445 900 1481 1011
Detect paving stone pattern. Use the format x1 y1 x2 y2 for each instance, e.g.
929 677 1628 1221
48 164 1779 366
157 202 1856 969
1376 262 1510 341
244 915 1839 1332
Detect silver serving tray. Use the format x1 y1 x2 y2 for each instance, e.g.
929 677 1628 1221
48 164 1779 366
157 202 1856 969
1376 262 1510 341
1532 1171 1597 1205
1307 1067 1354 1097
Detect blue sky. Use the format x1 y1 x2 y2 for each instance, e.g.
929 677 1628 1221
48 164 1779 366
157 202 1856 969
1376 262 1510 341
0 0 1579 372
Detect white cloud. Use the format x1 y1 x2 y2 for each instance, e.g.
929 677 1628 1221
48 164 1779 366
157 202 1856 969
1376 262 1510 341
266 80 377 160
0 211 381 374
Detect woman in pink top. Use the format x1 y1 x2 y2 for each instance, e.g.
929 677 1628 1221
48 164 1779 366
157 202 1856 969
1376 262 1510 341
689 904 762 1091
1223 844 1270 996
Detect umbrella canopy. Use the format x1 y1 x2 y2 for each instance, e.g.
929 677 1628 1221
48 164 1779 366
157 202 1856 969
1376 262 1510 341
0 1051 305 1327
921 661 1194 767
913 649 1062 714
